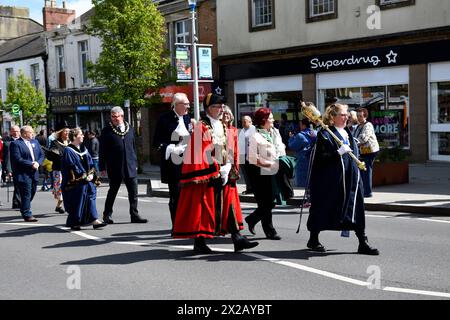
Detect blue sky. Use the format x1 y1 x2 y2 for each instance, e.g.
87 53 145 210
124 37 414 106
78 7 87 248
1 0 94 24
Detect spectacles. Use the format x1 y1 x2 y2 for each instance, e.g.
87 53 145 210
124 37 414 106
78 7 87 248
177 103 190 106
211 104 224 109
111 114 123 118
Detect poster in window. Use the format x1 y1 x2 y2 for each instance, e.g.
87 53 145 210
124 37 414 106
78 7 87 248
370 110 402 148
176 46 192 80
198 47 213 80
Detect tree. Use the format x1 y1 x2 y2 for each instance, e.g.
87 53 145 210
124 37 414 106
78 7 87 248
88 0 169 128
3 70 47 127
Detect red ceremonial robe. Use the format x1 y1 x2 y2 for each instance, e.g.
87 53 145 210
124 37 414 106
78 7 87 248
219 126 244 235
173 120 220 239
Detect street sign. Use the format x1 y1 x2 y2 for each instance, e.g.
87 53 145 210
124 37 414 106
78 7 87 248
11 104 20 116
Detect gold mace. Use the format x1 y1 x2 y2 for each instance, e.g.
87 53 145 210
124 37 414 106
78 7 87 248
301 102 367 171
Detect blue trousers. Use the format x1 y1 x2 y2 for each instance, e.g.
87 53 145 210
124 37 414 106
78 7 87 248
360 152 378 197
17 177 37 218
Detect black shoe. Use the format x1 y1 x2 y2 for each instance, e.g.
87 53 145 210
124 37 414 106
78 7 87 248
131 215 148 223
307 240 326 252
266 232 281 240
93 222 107 229
70 226 81 231
103 215 114 224
244 216 256 235
233 235 259 252
242 190 253 195
55 206 65 214
358 237 379 255
193 237 214 254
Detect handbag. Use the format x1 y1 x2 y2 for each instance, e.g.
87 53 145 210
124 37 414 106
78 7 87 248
360 143 373 155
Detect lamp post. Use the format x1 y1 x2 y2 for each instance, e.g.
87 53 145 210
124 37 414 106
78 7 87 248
188 0 200 120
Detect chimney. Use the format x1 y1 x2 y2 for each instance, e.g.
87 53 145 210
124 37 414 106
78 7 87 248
43 0 76 31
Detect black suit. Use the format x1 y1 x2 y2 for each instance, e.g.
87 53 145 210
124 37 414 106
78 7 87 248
99 123 139 219
153 110 191 226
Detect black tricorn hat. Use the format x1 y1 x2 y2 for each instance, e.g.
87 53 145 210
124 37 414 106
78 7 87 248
55 120 69 131
203 93 225 109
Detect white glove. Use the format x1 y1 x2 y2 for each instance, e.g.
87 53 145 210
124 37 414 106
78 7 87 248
337 144 352 156
220 163 232 186
165 144 186 160
86 174 94 182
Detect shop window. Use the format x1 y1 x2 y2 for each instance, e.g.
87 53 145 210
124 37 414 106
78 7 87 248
376 0 415 10
430 82 450 159
236 90 302 147
248 0 275 32
319 84 409 148
30 63 40 90
306 0 338 23
78 40 89 86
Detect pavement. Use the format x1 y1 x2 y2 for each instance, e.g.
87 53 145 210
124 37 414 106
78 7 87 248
138 162 450 216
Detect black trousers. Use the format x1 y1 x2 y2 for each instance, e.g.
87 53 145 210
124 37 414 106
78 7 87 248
245 164 276 236
103 176 138 217
168 181 181 228
12 177 22 208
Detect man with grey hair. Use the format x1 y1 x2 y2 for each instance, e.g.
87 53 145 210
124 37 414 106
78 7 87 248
153 92 192 232
10 126 44 222
99 106 147 224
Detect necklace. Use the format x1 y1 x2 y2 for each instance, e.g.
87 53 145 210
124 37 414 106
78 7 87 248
109 121 130 136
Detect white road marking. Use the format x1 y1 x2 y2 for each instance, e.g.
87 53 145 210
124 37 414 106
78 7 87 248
383 286 450 298
366 214 450 224
0 222 53 227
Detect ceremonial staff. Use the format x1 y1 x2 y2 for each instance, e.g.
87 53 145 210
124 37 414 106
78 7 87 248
301 102 367 171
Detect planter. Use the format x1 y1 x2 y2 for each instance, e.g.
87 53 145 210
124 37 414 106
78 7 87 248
373 160 409 186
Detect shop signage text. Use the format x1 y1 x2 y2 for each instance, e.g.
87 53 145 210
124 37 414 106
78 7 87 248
310 50 398 71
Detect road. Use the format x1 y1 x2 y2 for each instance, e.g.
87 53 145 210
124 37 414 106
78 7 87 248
0 183 449 303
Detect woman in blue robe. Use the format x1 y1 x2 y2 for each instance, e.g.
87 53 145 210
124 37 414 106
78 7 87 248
288 118 316 188
61 128 106 231
306 103 378 255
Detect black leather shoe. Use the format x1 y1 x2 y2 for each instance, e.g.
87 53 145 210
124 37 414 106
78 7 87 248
193 237 214 254
266 233 281 240
93 222 107 229
24 216 38 222
70 226 81 231
130 216 148 223
307 240 326 252
55 207 65 214
358 237 379 255
244 216 256 235
103 215 114 224
234 237 259 252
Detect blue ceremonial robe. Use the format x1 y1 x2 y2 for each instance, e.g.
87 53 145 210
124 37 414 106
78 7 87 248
61 145 99 227
307 126 365 232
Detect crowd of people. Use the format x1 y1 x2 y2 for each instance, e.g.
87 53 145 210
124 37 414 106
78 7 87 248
0 92 380 256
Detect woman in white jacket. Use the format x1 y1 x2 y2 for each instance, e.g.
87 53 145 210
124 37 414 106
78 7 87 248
245 108 285 240
354 107 380 198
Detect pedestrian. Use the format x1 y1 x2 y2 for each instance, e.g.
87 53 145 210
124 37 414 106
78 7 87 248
61 128 106 231
47 123 70 214
153 92 192 231
9 126 44 222
36 129 47 147
3 126 22 209
85 131 100 173
237 115 256 195
288 117 317 188
245 108 285 240
173 93 258 253
306 103 379 255
99 106 147 224
354 107 380 198
347 110 358 134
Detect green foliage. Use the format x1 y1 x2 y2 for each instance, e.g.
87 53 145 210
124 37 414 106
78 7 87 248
3 70 47 127
88 0 169 115
376 145 409 163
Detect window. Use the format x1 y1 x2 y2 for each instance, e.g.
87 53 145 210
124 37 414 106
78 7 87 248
175 20 190 44
430 82 450 158
78 41 89 86
306 0 338 23
5 68 13 87
376 0 415 10
248 0 275 32
30 64 40 90
56 45 65 74
319 84 409 148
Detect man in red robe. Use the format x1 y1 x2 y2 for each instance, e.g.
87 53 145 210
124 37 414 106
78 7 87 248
173 93 259 254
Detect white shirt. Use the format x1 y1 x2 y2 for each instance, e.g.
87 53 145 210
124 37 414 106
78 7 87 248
174 111 190 142
118 124 125 132
24 139 35 162
336 127 350 145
